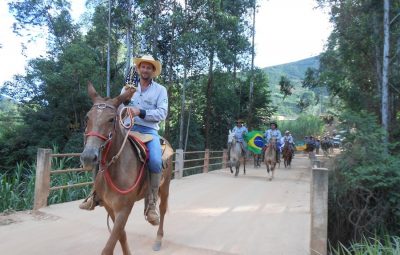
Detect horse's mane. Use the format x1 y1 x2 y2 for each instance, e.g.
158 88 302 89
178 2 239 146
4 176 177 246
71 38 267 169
265 143 276 158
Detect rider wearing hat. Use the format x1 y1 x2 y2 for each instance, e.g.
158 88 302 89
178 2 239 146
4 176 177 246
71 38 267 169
228 119 248 159
264 121 282 162
80 55 167 226
281 130 295 157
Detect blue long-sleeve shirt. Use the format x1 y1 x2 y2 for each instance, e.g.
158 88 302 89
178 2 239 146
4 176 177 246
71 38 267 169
121 80 168 130
232 126 248 142
265 129 282 143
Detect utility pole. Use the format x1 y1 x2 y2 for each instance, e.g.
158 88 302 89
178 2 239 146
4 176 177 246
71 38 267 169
179 68 187 149
106 0 112 97
247 0 256 128
124 0 133 78
382 0 390 153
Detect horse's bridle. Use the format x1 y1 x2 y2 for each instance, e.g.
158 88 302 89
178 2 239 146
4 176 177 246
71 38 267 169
84 103 118 167
84 102 145 195
85 103 135 145
85 103 117 140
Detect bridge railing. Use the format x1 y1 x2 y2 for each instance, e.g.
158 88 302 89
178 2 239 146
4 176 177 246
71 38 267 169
34 148 228 210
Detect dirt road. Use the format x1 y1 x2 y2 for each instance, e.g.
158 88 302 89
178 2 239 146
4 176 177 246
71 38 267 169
0 155 312 255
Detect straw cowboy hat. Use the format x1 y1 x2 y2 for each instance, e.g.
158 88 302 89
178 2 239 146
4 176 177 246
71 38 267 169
134 55 162 77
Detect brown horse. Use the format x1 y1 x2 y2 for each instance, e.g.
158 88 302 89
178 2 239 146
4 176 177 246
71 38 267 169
80 83 172 255
282 141 293 168
264 138 277 181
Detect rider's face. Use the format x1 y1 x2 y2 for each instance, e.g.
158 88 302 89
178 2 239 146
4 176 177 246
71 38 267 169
271 124 276 129
138 62 155 80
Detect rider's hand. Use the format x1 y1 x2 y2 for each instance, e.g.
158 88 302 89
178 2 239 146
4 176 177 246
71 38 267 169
129 107 141 116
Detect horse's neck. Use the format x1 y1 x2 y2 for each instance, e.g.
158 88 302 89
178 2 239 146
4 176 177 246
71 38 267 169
107 125 137 167
266 145 275 156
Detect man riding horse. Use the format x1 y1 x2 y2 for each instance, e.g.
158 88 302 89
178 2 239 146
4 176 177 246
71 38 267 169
80 55 167 226
228 119 248 160
264 121 282 163
281 130 295 157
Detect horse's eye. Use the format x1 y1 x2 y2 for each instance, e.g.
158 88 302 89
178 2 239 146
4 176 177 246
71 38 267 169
109 118 114 123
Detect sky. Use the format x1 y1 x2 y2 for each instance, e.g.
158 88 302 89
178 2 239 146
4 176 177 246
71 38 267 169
0 0 332 86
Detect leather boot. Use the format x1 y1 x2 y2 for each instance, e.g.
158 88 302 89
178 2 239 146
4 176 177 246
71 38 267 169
146 172 161 226
79 190 97 210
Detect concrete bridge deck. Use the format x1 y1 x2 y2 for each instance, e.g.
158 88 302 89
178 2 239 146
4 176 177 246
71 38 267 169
0 155 312 255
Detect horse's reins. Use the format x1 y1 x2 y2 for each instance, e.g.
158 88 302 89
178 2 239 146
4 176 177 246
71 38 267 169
85 103 147 195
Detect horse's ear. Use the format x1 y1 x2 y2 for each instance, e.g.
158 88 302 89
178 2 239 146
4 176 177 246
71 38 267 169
112 87 136 107
87 81 100 102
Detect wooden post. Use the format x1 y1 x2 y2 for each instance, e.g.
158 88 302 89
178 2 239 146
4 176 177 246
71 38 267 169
203 149 210 173
222 149 228 169
34 148 52 210
310 167 329 255
175 149 184 179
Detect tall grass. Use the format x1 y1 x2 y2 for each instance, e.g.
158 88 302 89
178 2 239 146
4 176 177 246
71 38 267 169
0 155 92 213
331 236 400 255
278 114 325 143
0 163 35 212
48 156 92 205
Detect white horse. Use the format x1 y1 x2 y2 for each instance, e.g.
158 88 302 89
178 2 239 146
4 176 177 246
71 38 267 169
228 130 246 177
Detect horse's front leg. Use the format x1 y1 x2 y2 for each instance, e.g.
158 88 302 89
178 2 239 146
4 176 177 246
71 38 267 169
243 155 246 175
105 206 132 255
154 181 170 251
102 207 133 255
271 163 276 180
266 163 271 180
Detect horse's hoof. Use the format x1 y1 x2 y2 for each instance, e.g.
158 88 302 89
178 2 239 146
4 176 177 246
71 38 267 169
152 240 162 251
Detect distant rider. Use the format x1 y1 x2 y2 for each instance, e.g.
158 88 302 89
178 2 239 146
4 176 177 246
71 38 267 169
264 122 282 162
281 130 295 157
228 119 248 159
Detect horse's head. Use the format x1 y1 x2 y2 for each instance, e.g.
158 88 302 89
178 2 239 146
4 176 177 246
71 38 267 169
228 130 236 145
269 137 277 147
80 82 135 170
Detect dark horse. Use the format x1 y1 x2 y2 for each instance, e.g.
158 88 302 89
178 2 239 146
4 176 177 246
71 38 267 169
80 83 172 255
321 138 332 157
282 141 293 168
253 152 262 168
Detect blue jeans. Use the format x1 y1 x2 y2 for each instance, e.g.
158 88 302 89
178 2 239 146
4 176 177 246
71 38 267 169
131 125 162 173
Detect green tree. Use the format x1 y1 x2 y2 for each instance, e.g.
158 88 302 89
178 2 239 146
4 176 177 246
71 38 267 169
279 75 293 100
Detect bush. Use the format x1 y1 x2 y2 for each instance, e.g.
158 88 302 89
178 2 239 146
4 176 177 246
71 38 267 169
0 163 35 212
0 153 92 213
278 114 325 142
328 111 400 247
331 235 400 255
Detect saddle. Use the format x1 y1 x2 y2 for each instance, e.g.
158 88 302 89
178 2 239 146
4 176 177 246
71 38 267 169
128 131 174 167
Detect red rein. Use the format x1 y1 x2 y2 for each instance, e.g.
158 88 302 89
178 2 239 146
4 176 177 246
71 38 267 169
85 130 148 195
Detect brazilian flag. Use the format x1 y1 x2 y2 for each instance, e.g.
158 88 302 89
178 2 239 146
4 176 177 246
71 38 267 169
244 131 265 154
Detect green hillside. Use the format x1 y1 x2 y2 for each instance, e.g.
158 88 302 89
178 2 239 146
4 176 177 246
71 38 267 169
263 56 319 85
262 56 326 117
